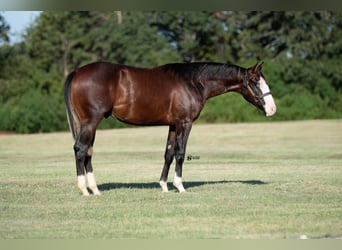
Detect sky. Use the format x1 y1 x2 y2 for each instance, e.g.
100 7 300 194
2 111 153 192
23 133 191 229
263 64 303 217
2 11 41 43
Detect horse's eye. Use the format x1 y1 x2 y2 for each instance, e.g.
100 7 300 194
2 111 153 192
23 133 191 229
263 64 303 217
251 76 259 83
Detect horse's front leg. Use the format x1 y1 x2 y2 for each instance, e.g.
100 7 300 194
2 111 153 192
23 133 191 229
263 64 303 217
173 121 192 193
159 125 176 192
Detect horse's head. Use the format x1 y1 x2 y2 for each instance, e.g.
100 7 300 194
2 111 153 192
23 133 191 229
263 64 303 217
241 62 276 117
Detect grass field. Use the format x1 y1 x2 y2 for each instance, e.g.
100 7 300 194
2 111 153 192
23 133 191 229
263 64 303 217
0 120 341 239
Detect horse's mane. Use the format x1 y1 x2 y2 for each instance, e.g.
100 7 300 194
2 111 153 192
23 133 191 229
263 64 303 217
161 62 244 82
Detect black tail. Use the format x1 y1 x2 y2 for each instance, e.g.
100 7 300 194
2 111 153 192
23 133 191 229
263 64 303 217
64 71 79 140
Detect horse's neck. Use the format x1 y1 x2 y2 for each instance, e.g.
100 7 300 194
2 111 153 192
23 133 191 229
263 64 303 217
201 73 244 100
163 62 245 100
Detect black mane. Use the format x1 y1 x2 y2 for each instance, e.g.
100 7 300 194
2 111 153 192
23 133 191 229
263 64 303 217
163 62 244 82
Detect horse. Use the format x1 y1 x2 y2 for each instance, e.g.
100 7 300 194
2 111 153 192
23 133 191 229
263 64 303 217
64 61 276 195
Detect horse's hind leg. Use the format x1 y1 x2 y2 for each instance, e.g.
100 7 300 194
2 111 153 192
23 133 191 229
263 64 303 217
84 134 101 195
74 136 90 196
74 123 100 195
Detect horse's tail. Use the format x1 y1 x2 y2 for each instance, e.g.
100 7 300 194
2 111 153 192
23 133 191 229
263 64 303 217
64 71 80 141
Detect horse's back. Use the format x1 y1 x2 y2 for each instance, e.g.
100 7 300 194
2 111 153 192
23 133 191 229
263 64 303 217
72 61 123 82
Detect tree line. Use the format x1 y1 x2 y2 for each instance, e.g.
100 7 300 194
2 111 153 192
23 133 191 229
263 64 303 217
0 11 341 133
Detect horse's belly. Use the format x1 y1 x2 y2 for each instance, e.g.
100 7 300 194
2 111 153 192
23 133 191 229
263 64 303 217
112 102 170 125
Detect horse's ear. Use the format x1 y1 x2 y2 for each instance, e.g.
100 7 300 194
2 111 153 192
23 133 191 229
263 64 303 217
248 62 260 73
256 61 264 73
251 61 264 75
246 62 263 84
249 61 263 75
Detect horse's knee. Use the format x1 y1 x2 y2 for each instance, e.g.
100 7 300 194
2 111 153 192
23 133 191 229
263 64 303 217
175 151 185 164
74 143 87 160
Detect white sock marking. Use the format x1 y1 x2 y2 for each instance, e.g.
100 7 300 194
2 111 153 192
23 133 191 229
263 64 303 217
173 172 186 193
160 180 169 192
87 172 101 195
78 175 89 196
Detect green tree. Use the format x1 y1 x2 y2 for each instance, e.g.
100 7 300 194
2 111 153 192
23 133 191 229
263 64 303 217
150 11 231 62
89 11 181 66
26 11 106 78
0 43 36 104
0 14 10 43
220 11 342 120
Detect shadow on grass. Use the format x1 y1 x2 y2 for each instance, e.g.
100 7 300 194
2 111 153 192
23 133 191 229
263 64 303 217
98 179 267 192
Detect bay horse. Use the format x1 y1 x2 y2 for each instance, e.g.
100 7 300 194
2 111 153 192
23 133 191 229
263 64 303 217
64 61 276 195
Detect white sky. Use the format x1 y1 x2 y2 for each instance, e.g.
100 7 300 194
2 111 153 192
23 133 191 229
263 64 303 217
2 11 41 43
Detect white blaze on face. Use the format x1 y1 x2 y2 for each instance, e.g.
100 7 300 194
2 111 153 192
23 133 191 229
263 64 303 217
259 76 276 117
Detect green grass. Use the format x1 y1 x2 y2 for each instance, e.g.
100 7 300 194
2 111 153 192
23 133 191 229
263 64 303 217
0 120 341 239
